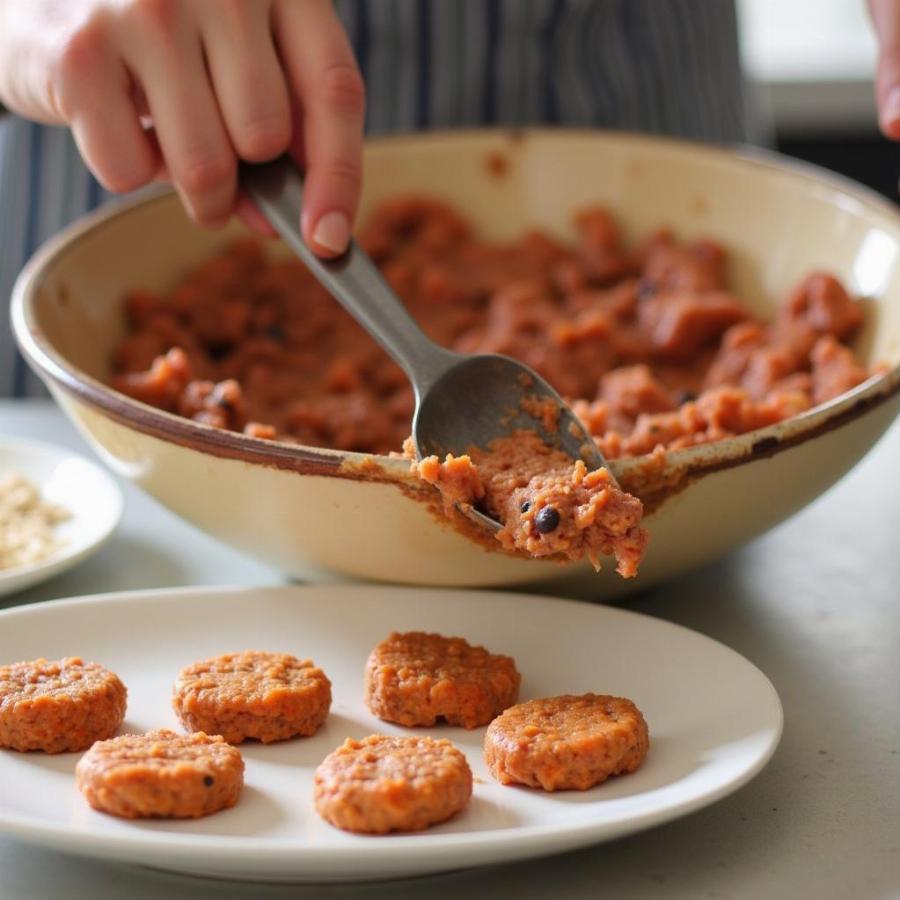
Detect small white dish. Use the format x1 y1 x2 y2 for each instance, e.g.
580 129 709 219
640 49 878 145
0 585 783 883
0 438 123 598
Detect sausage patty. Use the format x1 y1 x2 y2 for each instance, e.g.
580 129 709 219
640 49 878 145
172 650 332 744
314 734 473 834
484 693 649 791
365 631 520 729
0 657 127 753
76 729 244 819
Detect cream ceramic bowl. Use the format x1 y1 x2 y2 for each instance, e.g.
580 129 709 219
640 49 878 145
12 130 900 599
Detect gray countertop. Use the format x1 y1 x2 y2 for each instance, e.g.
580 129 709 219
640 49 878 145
1 400 898 900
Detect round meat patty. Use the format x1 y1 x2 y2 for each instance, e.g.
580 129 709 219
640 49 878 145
314 734 473 833
365 631 520 729
172 651 331 744
76 729 244 819
484 693 649 791
0 657 127 753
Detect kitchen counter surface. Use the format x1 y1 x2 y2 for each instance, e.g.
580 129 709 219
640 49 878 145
1 400 898 899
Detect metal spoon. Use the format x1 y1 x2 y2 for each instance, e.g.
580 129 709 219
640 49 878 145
241 156 615 532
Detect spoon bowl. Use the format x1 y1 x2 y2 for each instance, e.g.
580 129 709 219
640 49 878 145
413 352 610 530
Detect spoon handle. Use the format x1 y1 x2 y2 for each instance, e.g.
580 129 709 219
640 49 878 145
240 157 456 397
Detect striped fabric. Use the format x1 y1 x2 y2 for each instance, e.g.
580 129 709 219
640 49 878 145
0 0 749 397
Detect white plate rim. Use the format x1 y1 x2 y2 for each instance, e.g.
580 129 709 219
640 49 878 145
0 437 124 594
0 584 784 873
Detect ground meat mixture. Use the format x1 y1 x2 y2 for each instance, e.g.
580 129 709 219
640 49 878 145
313 734 473 833
365 631 520 729
110 200 870 457
110 199 872 569
0 657 127 753
172 651 332 744
484 693 650 791
76 729 244 819
414 431 647 577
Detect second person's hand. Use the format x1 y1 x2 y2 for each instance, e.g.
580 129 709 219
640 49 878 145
869 0 900 143
0 0 365 255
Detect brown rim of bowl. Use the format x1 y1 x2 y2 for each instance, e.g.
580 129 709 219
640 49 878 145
10 128 900 484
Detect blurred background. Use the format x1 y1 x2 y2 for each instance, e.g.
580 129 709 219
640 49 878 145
738 0 897 200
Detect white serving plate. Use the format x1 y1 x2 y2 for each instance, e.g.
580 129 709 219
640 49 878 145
0 585 782 882
0 438 123 597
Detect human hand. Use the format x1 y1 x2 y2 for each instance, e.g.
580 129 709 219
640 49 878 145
868 0 900 140
0 0 365 255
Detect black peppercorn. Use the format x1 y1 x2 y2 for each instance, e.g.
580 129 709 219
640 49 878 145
520 500 532 514
203 775 214 787
207 343 231 362
534 506 560 534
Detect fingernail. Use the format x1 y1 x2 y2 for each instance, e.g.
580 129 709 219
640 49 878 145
312 211 350 254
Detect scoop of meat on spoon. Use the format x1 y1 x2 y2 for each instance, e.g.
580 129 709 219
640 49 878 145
241 156 617 533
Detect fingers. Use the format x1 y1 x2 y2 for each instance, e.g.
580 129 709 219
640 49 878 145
274 0 365 256
202 1 291 162
868 0 900 139
876 49 900 140
49 17 158 192
122 6 237 227
21 0 365 235
235 191 278 237
69 75 159 195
